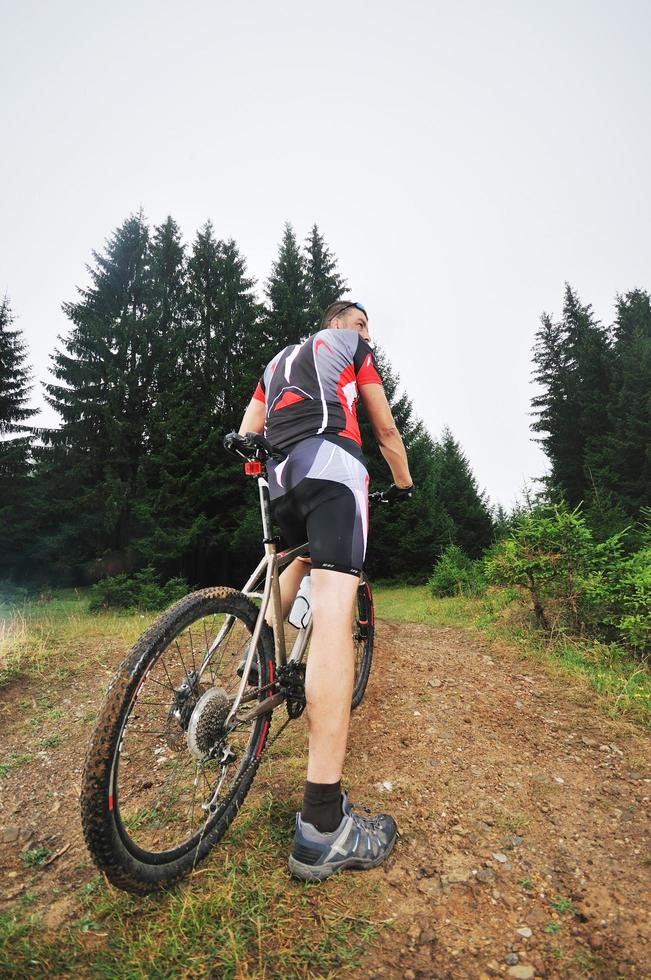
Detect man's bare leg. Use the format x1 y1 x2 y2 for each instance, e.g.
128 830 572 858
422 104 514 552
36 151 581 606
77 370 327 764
305 569 358 783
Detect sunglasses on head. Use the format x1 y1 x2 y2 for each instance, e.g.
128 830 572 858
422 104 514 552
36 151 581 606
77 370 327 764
336 301 368 319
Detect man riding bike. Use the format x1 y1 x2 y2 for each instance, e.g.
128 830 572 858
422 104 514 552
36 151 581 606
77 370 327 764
236 299 414 881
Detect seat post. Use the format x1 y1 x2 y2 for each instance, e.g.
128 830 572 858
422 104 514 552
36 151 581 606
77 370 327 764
258 477 274 545
258 475 286 664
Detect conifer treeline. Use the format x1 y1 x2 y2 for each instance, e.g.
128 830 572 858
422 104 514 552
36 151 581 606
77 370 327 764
1 214 494 587
531 284 650 535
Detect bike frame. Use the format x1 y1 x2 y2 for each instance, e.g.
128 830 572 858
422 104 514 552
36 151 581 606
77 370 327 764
197 474 312 730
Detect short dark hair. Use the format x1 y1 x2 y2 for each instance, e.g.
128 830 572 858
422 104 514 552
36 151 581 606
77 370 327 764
320 300 366 330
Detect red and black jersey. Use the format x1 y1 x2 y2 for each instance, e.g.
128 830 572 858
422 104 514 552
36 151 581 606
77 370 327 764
252 329 383 453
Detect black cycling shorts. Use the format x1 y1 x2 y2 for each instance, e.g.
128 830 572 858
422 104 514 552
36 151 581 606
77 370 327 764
266 436 369 577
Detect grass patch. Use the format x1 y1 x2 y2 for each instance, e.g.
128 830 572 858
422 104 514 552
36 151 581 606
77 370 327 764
0 589 157 688
551 896 577 915
0 752 33 779
374 584 651 727
493 809 531 835
20 847 51 867
39 736 62 749
0 795 383 978
0 591 387 975
545 921 563 934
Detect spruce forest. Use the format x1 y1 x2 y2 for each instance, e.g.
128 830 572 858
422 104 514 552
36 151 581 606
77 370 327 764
1 214 493 589
1 214 649 653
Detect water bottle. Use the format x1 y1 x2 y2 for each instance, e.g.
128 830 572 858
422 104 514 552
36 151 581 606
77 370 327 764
287 575 311 629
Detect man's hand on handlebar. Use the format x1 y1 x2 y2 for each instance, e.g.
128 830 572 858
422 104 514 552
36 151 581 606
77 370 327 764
223 431 287 462
369 483 416 505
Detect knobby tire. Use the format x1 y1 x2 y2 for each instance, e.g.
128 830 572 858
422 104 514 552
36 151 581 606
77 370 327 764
351 578 374 709
80 588 275 894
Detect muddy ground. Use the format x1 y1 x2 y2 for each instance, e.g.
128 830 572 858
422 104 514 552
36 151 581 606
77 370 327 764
1 619 649 978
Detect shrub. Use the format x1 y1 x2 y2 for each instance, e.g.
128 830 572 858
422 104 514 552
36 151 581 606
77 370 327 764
428 544 485 597
607 547 651 653
0 579 30 608
88 566 190 613
485 504 612 630
484 503 649 655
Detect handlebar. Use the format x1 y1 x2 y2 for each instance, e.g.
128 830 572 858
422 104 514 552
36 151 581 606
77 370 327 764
225 434 414 504
369 484 415 505
224 431 287 463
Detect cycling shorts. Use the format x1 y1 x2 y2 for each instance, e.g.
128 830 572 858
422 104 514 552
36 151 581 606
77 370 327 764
267 436 369 577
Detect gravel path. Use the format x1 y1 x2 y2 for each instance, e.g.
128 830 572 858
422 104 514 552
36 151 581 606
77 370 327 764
346 622 650 980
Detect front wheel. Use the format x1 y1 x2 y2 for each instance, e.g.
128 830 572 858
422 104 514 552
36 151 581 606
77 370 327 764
351 578 374 708
80 588 275 894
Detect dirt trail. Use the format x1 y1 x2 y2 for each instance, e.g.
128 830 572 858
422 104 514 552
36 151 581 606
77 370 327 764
346 622 650 979
1 619 649 978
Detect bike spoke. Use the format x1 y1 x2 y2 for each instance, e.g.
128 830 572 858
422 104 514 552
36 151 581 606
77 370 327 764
112 603 265 855
187 626 197 675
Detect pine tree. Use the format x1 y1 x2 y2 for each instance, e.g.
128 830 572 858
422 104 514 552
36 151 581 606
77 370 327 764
602 289 651 516
360 349 452 580
265 223 309 348
135 225 265 584
0 295 37 579
132 216 193 577
304 225 347 331
37 212 155 572
531 284 611 508
0 295 35 476
431 428 494 558
149 216 190 395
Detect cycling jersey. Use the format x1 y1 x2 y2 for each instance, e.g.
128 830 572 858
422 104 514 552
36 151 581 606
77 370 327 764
252 329 382 454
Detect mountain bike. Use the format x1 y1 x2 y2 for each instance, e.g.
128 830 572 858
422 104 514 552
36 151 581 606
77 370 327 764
81 432 384 894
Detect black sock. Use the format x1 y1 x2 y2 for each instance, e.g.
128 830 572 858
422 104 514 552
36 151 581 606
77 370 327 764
301 780 343 833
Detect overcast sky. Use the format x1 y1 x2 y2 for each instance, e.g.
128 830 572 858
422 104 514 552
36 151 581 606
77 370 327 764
2 0 650 507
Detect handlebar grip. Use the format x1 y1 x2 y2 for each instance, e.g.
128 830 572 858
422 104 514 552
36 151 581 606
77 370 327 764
223 431 244 454
369 485 415 505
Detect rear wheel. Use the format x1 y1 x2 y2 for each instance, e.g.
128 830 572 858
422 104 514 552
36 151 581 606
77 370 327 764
351 577 374 708
80 588 275 894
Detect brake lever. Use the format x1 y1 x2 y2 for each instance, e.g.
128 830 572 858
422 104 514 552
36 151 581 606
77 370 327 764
368 491 388 505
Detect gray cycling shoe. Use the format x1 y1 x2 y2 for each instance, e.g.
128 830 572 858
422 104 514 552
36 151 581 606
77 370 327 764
341 790 396 838
288 793 397 882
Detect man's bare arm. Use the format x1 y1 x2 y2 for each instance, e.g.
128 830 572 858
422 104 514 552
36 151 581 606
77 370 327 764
358 383 413 488
238 397 265 436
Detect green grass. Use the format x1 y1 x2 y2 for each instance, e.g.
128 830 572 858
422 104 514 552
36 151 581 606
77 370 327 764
1 591 386 975
20 847 51 867
0 589 157 688
551 896 577 915
39 736 62 749
0 752 34 779
374 584 651 727
0 795 383 978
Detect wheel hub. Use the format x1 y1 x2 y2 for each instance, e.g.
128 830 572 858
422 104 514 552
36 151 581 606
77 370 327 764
186 687 231 760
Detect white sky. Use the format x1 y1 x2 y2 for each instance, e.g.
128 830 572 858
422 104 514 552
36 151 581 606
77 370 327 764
2 0 650 507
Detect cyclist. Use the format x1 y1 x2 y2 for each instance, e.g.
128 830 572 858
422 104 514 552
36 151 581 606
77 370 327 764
237 299 414 880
